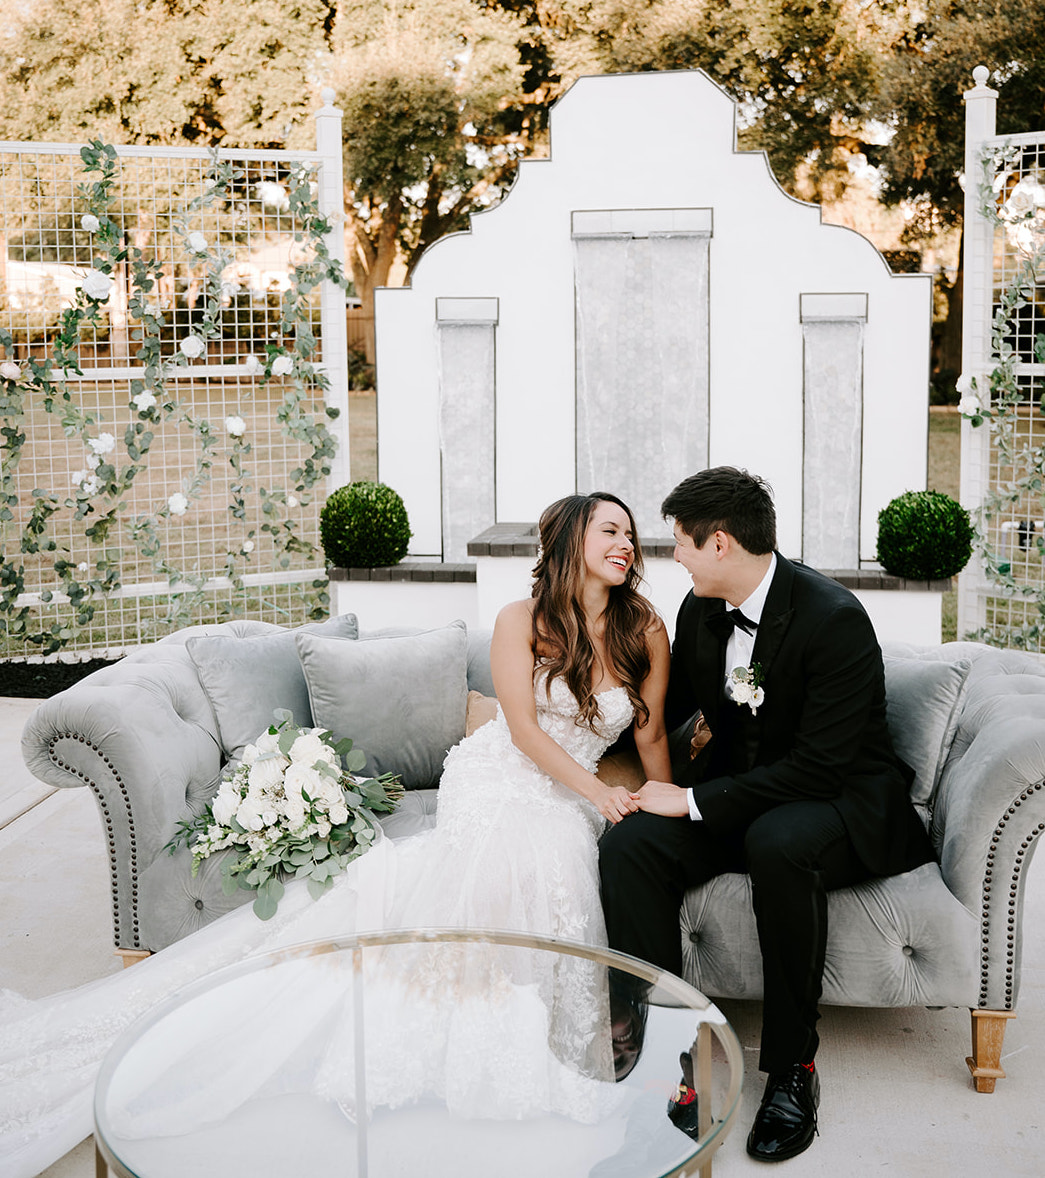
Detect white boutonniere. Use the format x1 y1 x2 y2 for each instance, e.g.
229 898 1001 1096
727 663 765 715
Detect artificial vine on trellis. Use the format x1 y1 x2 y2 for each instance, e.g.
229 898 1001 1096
0 141 349 653
958 141 1045 649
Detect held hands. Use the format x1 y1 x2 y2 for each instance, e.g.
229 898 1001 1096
634 779 691 819
598 784 640 824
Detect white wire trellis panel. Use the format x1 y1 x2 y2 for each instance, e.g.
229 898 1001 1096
0 139 345 656
980 131 1045 645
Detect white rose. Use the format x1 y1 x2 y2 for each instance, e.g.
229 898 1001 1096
71 470 87 487
242 539 255 553
81 475 102 496
212 783 240 825
180 334 206 359
271 354 294 377
76 561 89 573
287 496 299 509
248 757 287 793
260 809 279 828
88 432 116 456
236 799 266 832
284 761 324 802
289 732 331 767
186 231 208 254
316 820 332 838
167 491 189 516
132 390 157 411
242 354 263 376
254 731 282 757
257 181 290 211
283 799 306 828
0 361 20 381
81 214 100 233
85 453 100 470
81 269 113 301
240 742 259 766
225 415 246 437
749 687 765 712
329 803 349 826
959 393 982 417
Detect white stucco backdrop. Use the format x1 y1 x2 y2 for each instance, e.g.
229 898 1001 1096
373 70 931 563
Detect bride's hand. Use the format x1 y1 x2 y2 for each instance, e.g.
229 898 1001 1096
598 785 639 824
634 780 690 818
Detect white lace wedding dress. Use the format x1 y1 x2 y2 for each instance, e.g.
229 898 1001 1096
0 672 635 1177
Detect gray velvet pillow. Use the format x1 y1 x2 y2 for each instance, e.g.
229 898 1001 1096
187 614 359 759
296 620 469 789
883 656 972 805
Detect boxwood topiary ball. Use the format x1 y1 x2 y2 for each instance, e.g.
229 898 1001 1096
320 481 412 568
876 490 973 581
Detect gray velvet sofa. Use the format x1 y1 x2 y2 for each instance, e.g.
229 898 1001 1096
20 617 1045 1093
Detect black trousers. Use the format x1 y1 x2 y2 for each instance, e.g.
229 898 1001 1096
599 800 872 1074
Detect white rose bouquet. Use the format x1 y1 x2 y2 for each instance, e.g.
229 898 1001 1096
166 711 403 919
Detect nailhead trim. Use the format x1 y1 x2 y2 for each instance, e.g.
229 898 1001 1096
978 780 1044 1010
47 732 141 951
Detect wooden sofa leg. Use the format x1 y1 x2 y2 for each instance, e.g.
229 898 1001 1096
966 1009 1017 1092
115 948 152 968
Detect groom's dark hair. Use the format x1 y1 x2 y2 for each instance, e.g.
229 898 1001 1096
662 466 777 554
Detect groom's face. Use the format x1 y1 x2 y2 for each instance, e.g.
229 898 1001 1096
672 523 725 597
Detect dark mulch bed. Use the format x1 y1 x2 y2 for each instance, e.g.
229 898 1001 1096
0 658 123 698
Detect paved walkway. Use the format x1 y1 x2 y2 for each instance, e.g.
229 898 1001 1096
1 695 1042 1176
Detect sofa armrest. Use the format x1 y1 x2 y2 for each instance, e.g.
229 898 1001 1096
20 645 224 951
932 700 1045 1009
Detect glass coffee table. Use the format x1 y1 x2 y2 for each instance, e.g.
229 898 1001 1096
94 929 742 1178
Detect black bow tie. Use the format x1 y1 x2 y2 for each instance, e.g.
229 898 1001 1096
707 607 758 642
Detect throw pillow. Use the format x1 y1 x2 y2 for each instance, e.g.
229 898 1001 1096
465 690 499 736
296 620 469 789
883 656 973 805
187 614 359 759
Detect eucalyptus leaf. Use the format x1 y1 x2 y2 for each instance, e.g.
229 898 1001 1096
253 892 279 920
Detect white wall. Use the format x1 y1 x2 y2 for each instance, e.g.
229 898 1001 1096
375 70 931 562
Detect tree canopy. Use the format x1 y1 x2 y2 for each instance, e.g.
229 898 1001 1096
0 0 1043 333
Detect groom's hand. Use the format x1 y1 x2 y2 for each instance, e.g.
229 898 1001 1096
634 780 691 818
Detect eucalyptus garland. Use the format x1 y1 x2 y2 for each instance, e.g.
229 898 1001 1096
0 141 349 653
958 142 1045 649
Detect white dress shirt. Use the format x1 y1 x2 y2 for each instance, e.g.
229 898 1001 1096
687 553 777 821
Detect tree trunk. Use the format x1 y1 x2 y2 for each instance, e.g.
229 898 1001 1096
344 193 402 366
937 229 964 398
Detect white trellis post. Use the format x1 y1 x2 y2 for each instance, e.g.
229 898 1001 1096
957 65 999 640
314 87 351 493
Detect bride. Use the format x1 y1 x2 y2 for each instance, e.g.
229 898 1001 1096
0 492 671 1177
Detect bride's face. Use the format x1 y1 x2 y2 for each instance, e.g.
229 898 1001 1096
582 500 635 587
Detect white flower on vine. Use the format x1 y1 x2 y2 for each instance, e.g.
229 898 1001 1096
132 390 157 412
167 491 189 516
85 453 100 470
0 361 19 381
71 470 87 487
81 214 100 233
81 269 113 301
242 540 255 553
186 231 208 254
958 393 982 417
77 561 89 573
88 433 116 457
225 415 246 437
256 181 290 211
242 354 263 376
287 496 299 509
180 334 206 359
81 475 102 496
271 354 294 377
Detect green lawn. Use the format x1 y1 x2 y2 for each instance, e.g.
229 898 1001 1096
928 407 961 641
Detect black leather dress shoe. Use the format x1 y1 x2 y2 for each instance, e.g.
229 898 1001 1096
746 1063 820 1161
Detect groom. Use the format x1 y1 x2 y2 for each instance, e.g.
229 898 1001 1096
599 466 933 1162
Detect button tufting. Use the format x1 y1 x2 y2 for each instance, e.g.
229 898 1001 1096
902 945 914 957
194 899 204 910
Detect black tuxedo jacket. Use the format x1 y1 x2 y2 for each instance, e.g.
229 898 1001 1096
667 554 934 878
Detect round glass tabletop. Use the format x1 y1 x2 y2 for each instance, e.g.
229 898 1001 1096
95 928 742 1178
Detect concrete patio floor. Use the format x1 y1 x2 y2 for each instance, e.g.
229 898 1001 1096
1 694 1042 1177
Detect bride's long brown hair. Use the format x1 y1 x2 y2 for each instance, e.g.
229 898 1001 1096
531 492 657 731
